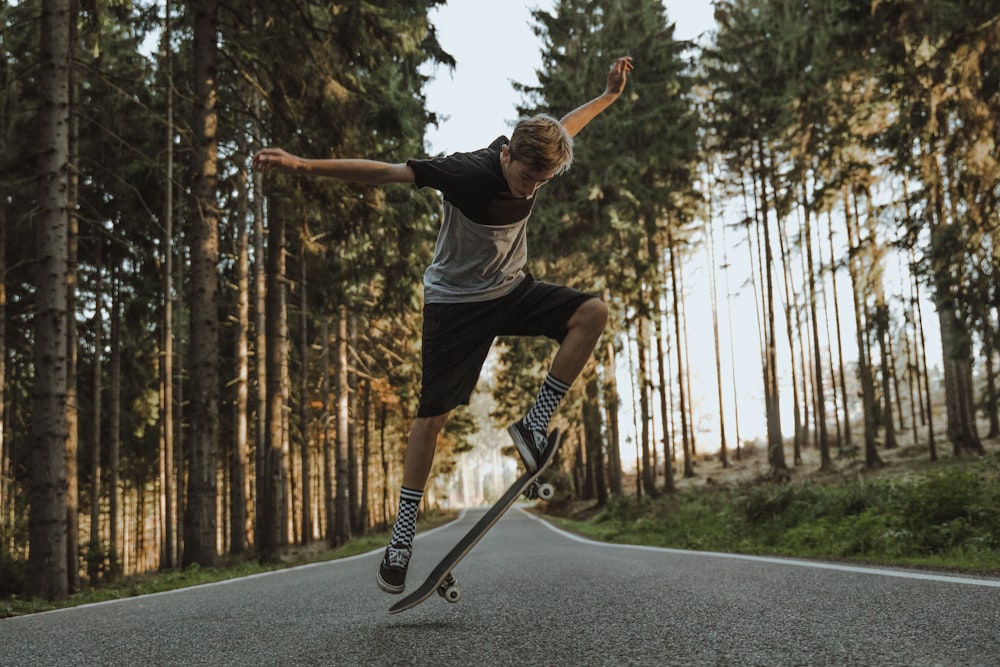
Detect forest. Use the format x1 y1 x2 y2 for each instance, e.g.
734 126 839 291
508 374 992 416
2 0 998 601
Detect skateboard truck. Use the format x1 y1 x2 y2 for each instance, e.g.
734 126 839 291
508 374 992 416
524 480 555 501
436 573 461 603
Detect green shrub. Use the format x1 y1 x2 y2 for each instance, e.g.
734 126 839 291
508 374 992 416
566 458 1000 572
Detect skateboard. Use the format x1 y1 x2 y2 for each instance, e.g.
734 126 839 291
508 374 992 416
388 429 562 614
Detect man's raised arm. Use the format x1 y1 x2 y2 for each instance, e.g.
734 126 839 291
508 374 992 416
559 56 634 138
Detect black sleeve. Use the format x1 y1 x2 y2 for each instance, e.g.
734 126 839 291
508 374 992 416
407 136 507 195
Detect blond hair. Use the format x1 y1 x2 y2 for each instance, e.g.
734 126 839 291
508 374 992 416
508 114 573 176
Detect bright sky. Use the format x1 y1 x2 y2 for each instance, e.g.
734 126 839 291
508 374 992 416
423 0 718 154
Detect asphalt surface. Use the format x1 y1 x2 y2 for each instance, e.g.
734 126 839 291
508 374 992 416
2 507 999 666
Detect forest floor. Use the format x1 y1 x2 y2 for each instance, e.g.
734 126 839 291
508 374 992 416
555 437 962 524
636 427 993 497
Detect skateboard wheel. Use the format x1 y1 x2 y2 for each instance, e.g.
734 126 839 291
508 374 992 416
442 585 462 603
537 483 555 500
438 574 461 602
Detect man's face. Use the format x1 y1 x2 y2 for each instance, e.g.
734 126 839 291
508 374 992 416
500 145 555 200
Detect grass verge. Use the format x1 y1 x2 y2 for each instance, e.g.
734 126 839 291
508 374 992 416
547 453 1000 576
1 510 456 618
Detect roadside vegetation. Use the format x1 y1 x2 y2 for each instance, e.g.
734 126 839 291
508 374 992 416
0 513 452 618
550 448 1000 575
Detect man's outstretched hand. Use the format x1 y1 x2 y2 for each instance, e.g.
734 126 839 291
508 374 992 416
252 147 297 172
605 56 634 98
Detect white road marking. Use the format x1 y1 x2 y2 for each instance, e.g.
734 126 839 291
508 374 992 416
525 508 1000 589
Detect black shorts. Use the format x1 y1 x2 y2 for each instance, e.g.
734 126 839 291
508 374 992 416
417 275 595 417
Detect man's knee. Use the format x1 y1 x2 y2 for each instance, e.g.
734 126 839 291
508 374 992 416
573 297 608 334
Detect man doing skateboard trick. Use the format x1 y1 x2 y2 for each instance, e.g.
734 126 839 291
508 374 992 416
254 55 633 594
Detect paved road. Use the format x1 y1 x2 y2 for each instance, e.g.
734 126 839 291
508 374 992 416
2 507 999 666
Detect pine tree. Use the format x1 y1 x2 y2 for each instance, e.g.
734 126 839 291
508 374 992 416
28 0 72 600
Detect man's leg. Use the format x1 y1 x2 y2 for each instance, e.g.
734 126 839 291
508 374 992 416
510 297 608 470
401 413 450 489
377 413 449 594
549 297 608 382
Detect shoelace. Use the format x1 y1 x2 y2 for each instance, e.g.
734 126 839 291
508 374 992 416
386 547 410 568
533 431 547 454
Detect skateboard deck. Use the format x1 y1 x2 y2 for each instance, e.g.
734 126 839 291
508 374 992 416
388 428 563 614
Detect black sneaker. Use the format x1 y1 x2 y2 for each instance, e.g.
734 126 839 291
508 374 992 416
508 419 548 473
377 543 411 594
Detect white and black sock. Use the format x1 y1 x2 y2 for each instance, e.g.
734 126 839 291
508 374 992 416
523 373 570 435
389 486 423 552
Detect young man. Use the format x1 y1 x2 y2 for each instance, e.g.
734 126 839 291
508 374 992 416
254 55 633 593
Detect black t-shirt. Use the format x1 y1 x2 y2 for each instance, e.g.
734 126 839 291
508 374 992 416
407 137 538 303
407 136 535 226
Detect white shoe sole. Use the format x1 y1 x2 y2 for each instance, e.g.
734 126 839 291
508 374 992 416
377 571 405 594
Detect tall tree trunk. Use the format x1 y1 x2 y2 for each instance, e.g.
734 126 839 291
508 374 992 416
721 219 743 461
0 0 9 558
802 190 831 471
379 403 390 529
774 182 803 466
654 316 676 492
875 301 898 449
0 143 7 554
334 305 351 545
347 315 359 534
259 195 287 562
321 318 335 545
705 209 729 469
231 168 250 555
64 0 80 591
864 190 898 451
87 260 102 583
159 0 177 570
298 247 311 544
938 309 983 455
583 375 607 505
755 148 786 474
635 316 657 496
912 263 937 461
903 297 921 445
844 188 882 469
174 243 185 558
108 261 122 576
252 96 267 551
184 0 221 567
282 288 293 545
924 141 981 457
888 327 906 434
668 237 693 480
678 260 697 459
826 210 852 450
602 339 623 495
29 0 71 601
627 325 643 498
817 217 842 449
359 377 371 533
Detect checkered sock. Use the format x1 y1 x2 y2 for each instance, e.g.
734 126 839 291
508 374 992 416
389 487 423 550
523 373 571 434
